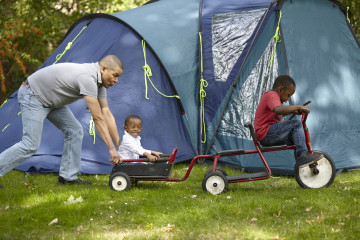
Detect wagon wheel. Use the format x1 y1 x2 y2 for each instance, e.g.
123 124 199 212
109 172 131 191
202 171 228 195
294 150 336 189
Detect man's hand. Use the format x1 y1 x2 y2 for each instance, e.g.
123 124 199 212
109 148 123 165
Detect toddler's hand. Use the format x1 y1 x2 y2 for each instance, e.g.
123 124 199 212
152 151 163 158
148 155 157 162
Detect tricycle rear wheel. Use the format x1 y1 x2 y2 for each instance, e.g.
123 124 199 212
202 172 228 195
204 167 228 177
294 150 336 188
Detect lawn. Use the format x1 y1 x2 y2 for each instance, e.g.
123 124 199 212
0 163 359 240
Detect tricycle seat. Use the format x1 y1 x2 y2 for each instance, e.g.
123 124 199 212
244 123 288 150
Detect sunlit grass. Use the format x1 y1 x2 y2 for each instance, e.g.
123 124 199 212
0 164 359 239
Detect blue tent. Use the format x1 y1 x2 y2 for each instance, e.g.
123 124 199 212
0 0 359 175
202 0 360 174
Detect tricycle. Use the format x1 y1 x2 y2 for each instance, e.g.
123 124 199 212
109 101 336 194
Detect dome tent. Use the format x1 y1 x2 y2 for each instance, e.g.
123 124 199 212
0 0 359 175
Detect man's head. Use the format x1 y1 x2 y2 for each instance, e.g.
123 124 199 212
124 115 142 138
272 75 296 103
99 55 123 88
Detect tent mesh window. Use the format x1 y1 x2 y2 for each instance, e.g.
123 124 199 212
218 38 279 139
212 8 266 82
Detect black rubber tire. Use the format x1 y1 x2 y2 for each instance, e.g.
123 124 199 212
204 167 228 177
109 172 131 191
294 150 336 189
202 171 228 195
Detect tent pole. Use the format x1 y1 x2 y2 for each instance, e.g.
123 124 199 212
198 0 204 155
279 23 289 76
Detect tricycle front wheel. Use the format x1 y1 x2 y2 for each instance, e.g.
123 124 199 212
294 150 336 188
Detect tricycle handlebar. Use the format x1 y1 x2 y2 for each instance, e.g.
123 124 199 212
289 100 312 120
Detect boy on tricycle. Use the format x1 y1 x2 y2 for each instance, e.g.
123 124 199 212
254 75 323 168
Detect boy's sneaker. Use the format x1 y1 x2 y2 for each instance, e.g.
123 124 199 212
58 176 91 185
296 151 324 168
0 185 3 189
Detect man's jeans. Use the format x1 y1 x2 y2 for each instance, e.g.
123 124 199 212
260 120 307 157
0 85 83 180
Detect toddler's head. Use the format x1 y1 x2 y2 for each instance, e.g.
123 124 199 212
124 115 142 138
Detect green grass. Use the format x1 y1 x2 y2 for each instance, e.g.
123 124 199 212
0 164 359 240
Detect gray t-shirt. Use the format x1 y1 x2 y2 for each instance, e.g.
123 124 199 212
28 62 106 108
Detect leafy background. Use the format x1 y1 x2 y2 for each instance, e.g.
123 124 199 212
0 0 147 103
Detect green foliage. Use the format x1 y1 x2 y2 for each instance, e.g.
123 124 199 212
339 0 360 40
0 164 360 239
339 0 360 34
0 0 147 103
0 15 42 96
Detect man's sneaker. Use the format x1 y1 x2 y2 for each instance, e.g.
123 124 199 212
58 176 91 185
296 151 324 168
0 185 3 189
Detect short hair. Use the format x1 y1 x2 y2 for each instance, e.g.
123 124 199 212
99 55 123 71
272 75 296 90
125 115 142 126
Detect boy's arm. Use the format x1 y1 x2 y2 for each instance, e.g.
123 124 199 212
121 137 156 161
143 152 157 162
273 105 310 116
140 150 163 162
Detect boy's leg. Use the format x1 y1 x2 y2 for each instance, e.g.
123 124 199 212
261 119 323 167
47 106 84 181
261 120 307 157
0 85 50 177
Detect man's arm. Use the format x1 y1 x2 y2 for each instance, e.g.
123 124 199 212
83 96 122 164
273 105 310 116
98 98 121 149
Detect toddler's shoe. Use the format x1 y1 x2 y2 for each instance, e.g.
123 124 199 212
296 151 323 168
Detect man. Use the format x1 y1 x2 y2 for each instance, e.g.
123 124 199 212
0 55 123 187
